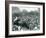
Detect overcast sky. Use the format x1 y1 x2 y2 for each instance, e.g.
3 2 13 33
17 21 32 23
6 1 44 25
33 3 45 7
12 4 40 13
19 7 39 12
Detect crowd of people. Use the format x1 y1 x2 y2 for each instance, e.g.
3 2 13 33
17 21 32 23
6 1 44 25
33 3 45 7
12 15 40 31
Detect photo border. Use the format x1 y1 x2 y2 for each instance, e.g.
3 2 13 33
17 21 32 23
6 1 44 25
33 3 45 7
5 1 45 37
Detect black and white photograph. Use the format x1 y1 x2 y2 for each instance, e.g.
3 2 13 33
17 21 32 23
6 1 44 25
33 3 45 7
5 1 45 37
12 7 40 31
9 4 43 35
